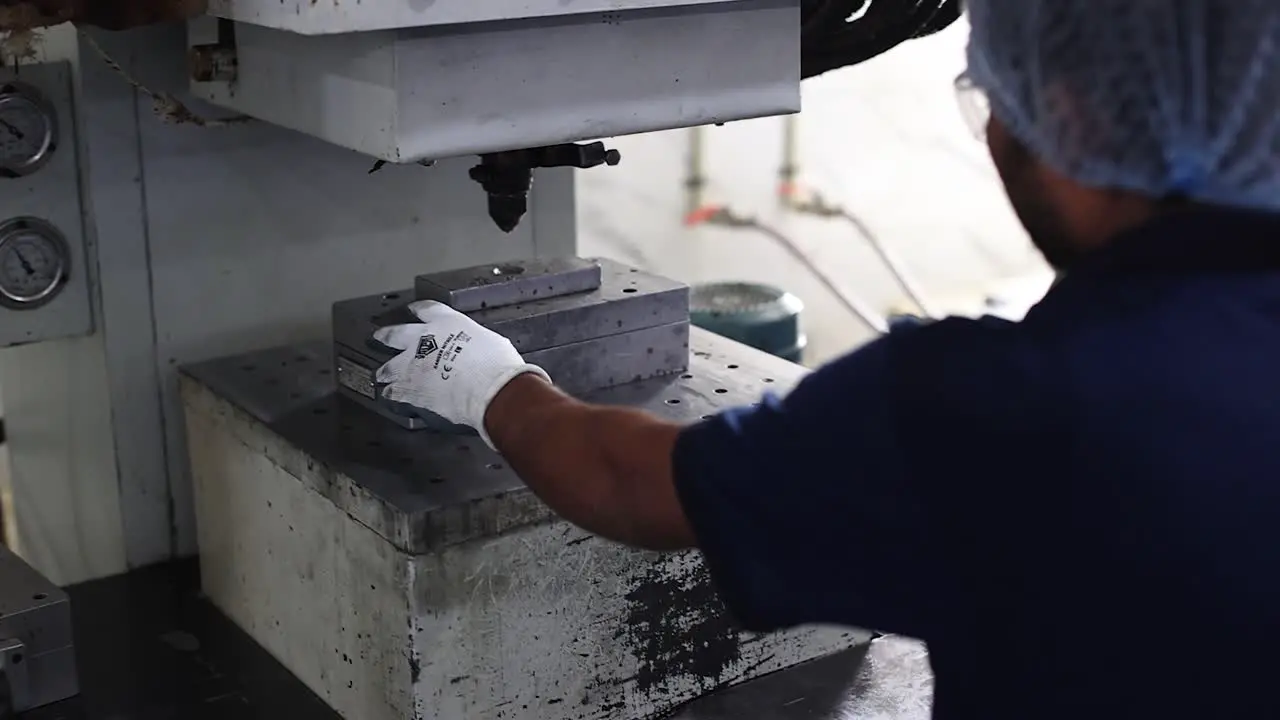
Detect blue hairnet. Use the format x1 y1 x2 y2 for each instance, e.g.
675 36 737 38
965 0 1280 211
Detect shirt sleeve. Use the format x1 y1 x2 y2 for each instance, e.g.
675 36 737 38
672 317 1046 639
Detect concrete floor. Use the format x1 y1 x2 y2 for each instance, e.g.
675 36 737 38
577 19 1052 367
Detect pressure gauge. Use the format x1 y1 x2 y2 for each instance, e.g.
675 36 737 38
0 82 59 178
0 217 70 309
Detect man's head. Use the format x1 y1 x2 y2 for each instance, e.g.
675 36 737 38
984 117 1165 269
963 0 1280 270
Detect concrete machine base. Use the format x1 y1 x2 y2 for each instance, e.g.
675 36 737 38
180 258 862 720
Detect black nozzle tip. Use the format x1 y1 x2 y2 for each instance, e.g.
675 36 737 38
488 194 528 233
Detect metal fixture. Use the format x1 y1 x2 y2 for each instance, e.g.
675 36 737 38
0 82 59 179
0 545 79 716
188 19 239 84
0 217 70 310
469 142 620 233
332 256 689 430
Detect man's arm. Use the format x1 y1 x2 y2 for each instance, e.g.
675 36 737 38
484 373 695 551
374 300 1038 636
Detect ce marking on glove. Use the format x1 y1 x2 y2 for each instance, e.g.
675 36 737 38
435 331 470 381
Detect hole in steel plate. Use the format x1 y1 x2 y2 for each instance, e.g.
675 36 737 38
487 463 504 471
666 399 681 405
11 653 22 665
383 293 400 300
296 355 310 363
701 415 713 420
727 364 739 369
622 288 637 294
457 444 471 452
714 388 728 394
32 593 47 601
763 378 774 383
681 374 693 379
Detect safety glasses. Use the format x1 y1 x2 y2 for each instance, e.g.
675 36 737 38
954 70 990 141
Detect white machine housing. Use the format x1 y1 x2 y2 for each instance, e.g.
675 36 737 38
188 0 800 161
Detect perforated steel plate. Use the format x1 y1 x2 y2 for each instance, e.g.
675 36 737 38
181 327 806 554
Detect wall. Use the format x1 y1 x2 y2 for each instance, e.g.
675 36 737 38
578 19 1051 366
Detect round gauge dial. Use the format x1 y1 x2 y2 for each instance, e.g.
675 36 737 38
0 82 59 178
0 217 69 308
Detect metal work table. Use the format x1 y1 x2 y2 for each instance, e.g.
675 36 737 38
15 560 932 719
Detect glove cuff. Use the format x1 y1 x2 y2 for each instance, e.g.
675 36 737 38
476 363 553 451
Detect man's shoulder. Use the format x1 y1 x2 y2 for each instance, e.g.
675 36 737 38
817 313 1046 404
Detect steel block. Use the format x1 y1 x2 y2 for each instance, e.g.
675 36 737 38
331 257 691 429
413 257 603 312
0 546 78 714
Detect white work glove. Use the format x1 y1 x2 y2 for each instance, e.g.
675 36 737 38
372 300 551 448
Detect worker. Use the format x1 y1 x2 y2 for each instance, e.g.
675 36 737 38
372 0 1280 716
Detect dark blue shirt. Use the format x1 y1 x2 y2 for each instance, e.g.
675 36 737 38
673 208 1280 718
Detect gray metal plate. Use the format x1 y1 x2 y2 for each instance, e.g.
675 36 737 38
335 320 691 430
414 257 603 312
331 257 689 366
181 327 804 554
0 546 78 712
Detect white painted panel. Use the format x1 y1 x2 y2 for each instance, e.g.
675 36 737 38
208 0 744 35
192 0 800 162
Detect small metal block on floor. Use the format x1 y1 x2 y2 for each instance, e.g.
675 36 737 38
180 328 861 720
0 546 78 715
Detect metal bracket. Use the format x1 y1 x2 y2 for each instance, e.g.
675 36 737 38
0 637 28 718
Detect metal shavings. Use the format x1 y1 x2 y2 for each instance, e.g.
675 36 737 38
368 158 437 174
0 28 39 66
78 28 252 128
